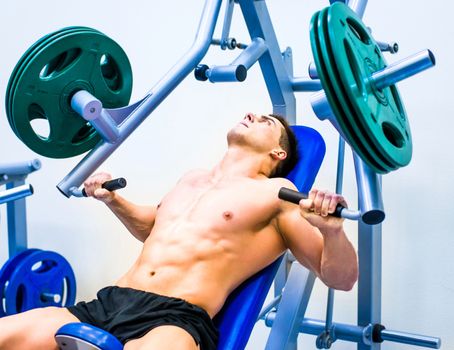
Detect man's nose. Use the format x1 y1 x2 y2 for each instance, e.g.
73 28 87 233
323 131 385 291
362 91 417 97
245 113 256 122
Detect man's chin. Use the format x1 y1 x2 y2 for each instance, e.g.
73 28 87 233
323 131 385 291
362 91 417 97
227 130 247 144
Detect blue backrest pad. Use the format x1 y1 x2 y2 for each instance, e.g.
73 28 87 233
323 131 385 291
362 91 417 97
213 125 326 350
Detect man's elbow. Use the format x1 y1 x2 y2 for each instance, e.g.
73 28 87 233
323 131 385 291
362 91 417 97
333 274 358 291
322 266 358 291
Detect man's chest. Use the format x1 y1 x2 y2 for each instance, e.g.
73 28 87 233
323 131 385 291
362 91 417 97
156 178 281 231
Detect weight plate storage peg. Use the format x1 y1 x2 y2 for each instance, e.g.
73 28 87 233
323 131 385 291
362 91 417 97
0 249 76 316
6 27 133 158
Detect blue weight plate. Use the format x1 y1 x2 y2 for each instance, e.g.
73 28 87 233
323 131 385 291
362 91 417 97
0 249 41 317
4 250 76 315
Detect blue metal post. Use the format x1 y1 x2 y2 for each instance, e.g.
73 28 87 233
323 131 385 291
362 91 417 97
1 160 40 257
0 184 33 205
238 0 296 122
371 50 435 90
322 136 346 346
354 153 383 350
265 262 316 349
264 316 441 348
220 0 235 49
347 0 368 19
6 180 29 256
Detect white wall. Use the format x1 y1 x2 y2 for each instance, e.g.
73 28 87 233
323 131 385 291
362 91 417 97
0 0 452 349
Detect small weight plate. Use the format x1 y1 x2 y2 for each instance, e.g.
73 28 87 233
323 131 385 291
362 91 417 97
4 250 76 315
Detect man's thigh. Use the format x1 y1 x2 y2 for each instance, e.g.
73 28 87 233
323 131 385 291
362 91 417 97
124 325 200 350
0 306 80 350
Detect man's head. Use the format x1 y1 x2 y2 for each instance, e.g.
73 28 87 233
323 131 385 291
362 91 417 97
227 113 299 178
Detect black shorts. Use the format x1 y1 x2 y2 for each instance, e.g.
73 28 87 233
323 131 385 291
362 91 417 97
67 286 219 350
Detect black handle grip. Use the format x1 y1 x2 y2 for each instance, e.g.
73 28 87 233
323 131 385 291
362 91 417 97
278 187 344 218
82 177 127 197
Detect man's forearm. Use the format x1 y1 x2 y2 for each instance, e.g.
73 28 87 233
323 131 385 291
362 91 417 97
105 195 156 242
319 227 358 291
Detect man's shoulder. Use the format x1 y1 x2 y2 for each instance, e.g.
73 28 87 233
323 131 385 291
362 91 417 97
266 176 297 191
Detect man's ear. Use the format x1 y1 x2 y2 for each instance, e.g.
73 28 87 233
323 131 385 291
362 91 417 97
270 148 287 161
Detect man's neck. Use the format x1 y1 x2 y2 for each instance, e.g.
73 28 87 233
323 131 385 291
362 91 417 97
211 146 270 181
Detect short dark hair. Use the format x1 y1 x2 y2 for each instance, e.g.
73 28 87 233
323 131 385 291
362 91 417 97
269 114 299 178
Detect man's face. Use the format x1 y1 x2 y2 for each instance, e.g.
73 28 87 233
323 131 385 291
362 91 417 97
228 113 284 152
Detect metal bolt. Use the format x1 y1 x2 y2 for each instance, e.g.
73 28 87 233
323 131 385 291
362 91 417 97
41 292 62 303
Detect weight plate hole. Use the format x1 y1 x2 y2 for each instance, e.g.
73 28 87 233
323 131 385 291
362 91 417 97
39 48 82 80
28 104 51 140
344 40 366 96
346 18 371 45
382 122 405 148
32 260 55 274
72 122 96 145
16 284 25 312
389 85 406 119
100 54 122 91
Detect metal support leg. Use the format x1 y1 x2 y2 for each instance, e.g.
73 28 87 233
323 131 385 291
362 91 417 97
357 219 382 350
6 180 29 256
354 155 383 350
239 0 296 121
265 262 316 350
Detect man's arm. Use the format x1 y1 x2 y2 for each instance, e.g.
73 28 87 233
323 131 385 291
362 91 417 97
84 172 157 242
276 184 358 291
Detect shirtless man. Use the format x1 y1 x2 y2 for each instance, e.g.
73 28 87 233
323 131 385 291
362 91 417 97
0 113 358 350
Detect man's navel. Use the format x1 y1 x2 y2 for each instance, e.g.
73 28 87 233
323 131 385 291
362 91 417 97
222 211 234 221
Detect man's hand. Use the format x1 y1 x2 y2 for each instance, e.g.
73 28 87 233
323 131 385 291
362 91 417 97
299 189 348 235
83 172 116 204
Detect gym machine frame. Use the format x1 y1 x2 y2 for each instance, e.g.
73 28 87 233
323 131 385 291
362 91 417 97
54 0 440 348
0 160 39 257
1 160 78 315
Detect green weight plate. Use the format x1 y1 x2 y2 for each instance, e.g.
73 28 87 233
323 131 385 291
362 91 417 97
310 9 388 173
7 28 94 134
9 29 132 158
6 27 102 133
7 28 100 143
8 27 111 149
315 9 384 169
317 7 395 172
327 2 412 168
8 28 118 157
